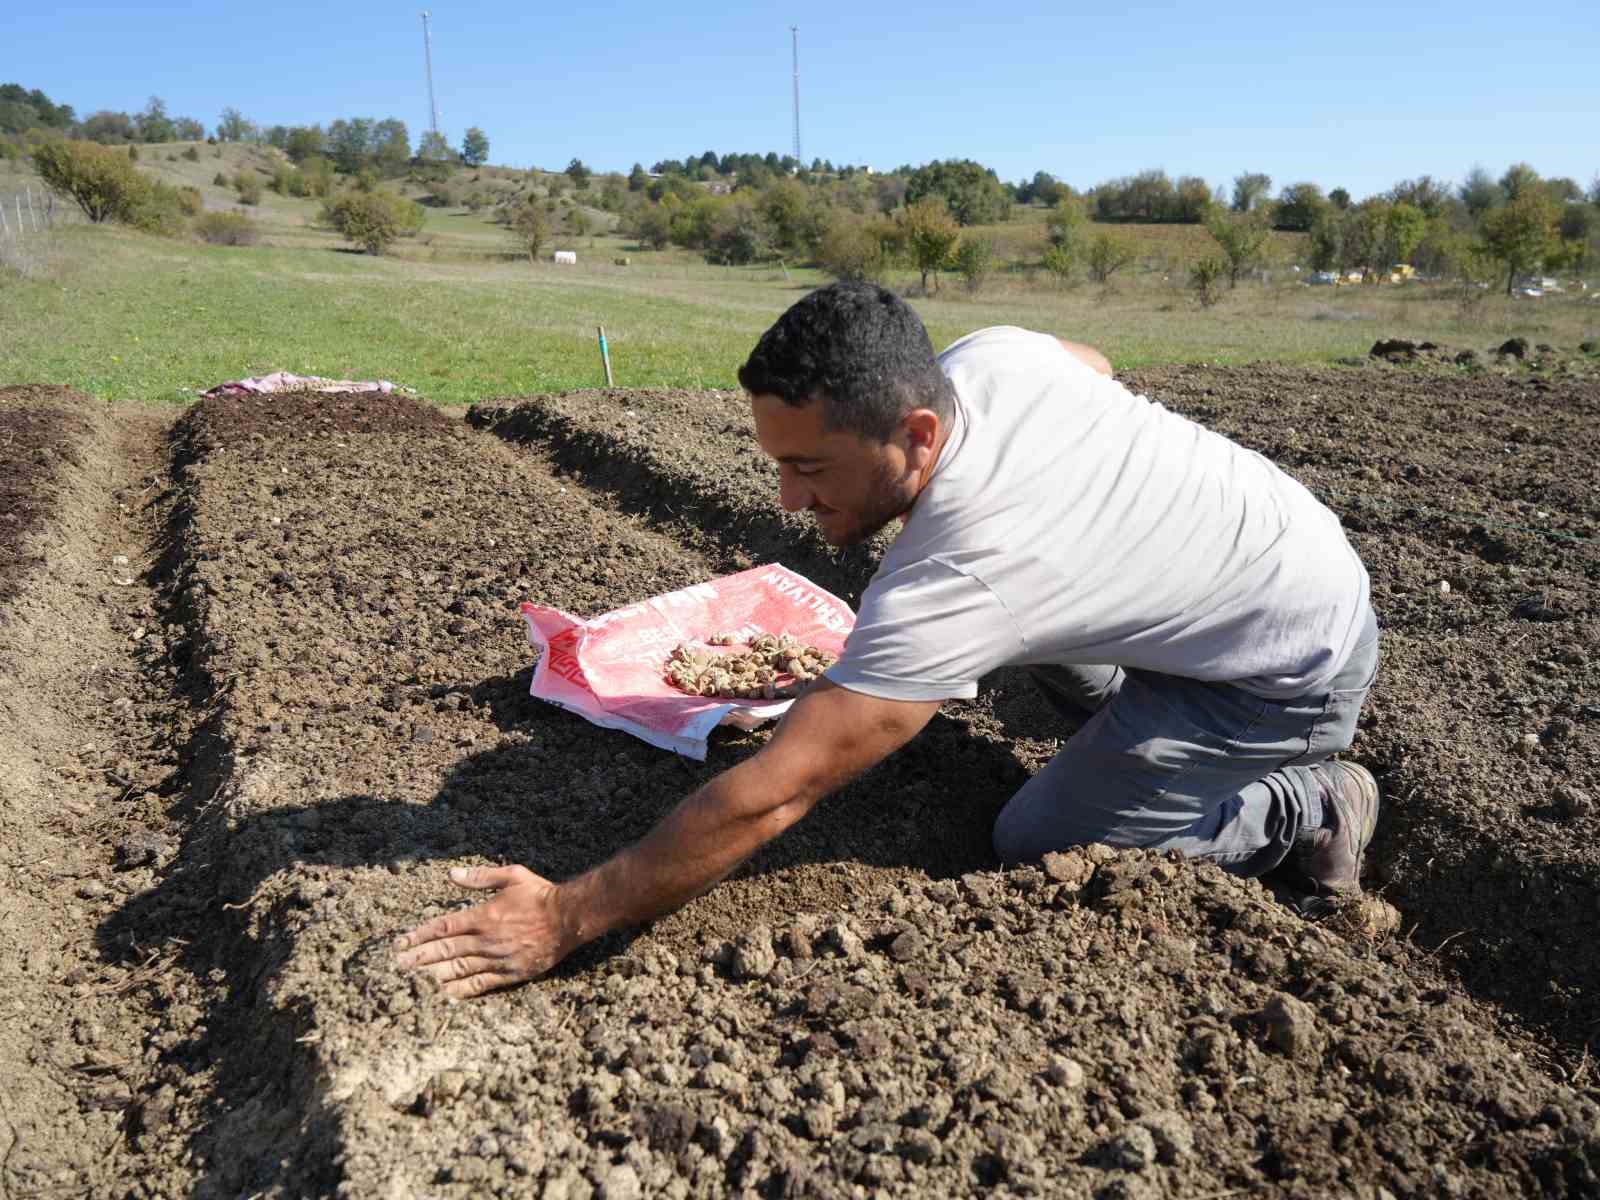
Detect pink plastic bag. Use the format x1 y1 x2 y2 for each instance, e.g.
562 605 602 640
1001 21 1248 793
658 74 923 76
519 563 855 759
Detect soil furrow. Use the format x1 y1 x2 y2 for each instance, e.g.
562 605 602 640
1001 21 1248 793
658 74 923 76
0 390 199 1199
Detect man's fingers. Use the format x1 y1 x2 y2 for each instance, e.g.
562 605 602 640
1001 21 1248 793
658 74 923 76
418 955 503 985
441 971 515 1000
393 933 488 970
393 909 467 952
449 864 530 892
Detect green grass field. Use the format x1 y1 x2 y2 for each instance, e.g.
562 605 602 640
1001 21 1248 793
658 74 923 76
3 148 1597 406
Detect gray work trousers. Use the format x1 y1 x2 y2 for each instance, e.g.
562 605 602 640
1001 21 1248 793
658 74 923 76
993 607 1380 876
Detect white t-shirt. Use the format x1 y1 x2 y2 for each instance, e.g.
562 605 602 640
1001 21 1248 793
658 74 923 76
825 327 1370 702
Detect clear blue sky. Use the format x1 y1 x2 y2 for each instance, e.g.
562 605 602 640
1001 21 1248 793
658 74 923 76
11 0 1597 199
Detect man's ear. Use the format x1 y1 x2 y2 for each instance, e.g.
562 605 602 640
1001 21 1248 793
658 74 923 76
899 408 941 468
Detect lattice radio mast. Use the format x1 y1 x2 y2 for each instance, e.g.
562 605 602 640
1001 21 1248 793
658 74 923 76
421 11 441 137
790 26 802 166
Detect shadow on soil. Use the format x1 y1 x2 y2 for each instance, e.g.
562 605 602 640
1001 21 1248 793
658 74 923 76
92 664 1026 1192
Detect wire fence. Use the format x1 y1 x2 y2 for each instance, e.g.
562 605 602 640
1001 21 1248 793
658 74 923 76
0 184 75 279
0 184 60 238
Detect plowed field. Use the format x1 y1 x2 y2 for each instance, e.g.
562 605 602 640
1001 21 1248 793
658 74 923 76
1 363 1596 1199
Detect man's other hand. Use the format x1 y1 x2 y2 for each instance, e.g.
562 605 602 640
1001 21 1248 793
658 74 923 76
393 864 574 999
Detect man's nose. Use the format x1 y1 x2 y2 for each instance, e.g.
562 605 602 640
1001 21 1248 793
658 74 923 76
777 471 812 514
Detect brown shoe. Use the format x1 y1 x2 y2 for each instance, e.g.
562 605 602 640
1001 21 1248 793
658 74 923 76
1297 762 1380 895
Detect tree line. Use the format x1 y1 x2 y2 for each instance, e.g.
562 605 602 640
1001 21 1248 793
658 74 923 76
0 83 492 174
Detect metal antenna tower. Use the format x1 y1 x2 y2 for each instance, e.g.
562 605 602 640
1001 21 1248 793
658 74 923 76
790 26 802 165
421 11 441 136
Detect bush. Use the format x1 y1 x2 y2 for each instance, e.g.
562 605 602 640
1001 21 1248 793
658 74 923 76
183 146 201 162
1086 233 1136 283
127 144 138 161
319 189 424 253
954 236 997 293
194 210 260 246
126 180 197 236
213 171 229 187
235 175 262 206
1041 242 1076 285
31 140 148 223
1189 256 1225 307
816 218 887 282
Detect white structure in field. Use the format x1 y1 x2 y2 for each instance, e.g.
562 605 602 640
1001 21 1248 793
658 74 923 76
553 250 577 265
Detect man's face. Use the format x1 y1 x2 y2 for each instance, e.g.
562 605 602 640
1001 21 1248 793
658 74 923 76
750 394 921 548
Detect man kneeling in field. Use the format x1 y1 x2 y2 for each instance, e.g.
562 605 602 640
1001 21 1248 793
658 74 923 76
397 282 1380 998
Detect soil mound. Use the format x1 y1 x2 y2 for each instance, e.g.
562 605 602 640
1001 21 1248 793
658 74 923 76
0 383 97 611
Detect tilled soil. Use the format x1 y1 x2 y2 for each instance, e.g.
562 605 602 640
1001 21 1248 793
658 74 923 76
1 365 1597 1198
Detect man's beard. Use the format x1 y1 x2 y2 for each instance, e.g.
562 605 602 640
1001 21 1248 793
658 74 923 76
819 459 917 548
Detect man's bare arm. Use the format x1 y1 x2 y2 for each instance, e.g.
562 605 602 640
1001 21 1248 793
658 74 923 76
1057 338 1113 377
394 681 941 997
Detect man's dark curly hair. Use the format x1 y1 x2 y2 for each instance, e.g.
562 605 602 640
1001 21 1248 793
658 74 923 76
737 281 955 441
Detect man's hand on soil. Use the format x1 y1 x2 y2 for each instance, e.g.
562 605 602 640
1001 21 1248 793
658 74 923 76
393 864 575 999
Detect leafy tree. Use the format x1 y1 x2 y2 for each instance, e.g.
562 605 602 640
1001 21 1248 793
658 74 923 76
326 118 372 173
630 203 672 250
759 179 820 253
1543 176 1582 203
173 117 204 141
1276 182 1328 232
80 110 135 144
417 129 452 161
1045 196 1088 251
1459 166 1502 218
954 236 997 293
1498 162 1540 202
905 159 1010 225
1085 232 1136 282
1480 186 1559 293
1231 172 1272 212
217 107 251 143
897 197 961 291
1205 211 1270 286
508 203 547 260
627 162 649 192
1090 170 1208 223
565 206 592 236
0 84 74 133
1328 187 1351 211
704 198 774 265
136 96 175 143
1172 176 1213 223
873 175 907 215
1387 176 1448 217
460 126 489 167
32 139 145 221
1382 202 1427 266
372 119 410 173
565 157 591 189
285 126 324 164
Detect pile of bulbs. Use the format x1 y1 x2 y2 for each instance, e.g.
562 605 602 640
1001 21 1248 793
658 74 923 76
664 631 838 700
